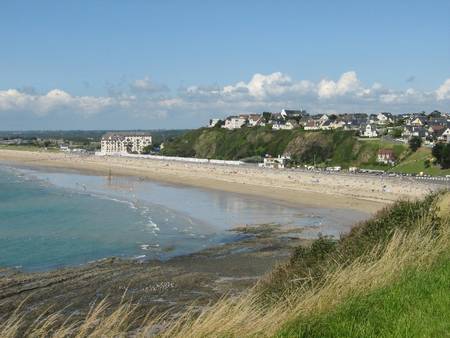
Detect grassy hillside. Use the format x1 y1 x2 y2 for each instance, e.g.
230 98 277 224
277 252 450 337
2 192 449 337
161 127 410 168
389 147 450 176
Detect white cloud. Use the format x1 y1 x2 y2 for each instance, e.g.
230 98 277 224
130 77 168 93
317 71 360 98
0 89 114 116
222 72 314 98
436 78 450 100
1 73 449 129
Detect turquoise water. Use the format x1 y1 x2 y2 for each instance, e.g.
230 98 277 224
0 164 368 271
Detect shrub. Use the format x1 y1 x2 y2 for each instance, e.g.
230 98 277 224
408 136 422 152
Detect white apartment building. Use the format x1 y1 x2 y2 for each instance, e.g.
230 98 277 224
100 132 152 154
223 116 247 130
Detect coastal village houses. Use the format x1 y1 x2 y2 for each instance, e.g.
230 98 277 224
360 124 379 138
223 116 247 130
100 132 152 155
377 149 396 165
206 109 450 146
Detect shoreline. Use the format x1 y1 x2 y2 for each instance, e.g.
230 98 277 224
0 221 312 323
0 149 440 214
0 149 441 325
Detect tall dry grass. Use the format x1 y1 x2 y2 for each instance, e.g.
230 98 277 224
1 194 449 337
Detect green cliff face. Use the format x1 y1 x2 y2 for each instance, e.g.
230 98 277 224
161 127 409 168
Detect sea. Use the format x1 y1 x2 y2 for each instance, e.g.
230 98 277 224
0 163 368 271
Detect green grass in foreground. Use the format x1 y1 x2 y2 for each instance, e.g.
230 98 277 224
277 252 450 338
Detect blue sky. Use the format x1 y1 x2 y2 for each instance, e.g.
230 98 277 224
1 0 449 130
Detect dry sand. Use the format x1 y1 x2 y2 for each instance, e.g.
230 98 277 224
0 149 439 213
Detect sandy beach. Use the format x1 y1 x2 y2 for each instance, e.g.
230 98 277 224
0 148 445 328
0 149 441 213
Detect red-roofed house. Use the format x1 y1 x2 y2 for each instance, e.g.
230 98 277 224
377 149 396 165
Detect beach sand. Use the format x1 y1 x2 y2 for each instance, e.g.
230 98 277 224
0 148 442 326
0 149 439 213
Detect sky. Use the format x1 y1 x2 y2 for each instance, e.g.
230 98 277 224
0 0 449 130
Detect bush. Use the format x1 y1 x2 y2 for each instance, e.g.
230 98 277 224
432 143 450 169
408 136 422 152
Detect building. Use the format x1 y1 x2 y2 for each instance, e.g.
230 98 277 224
408 116 427 126
440 128 450 143
377 149 396 165
304 119 321 130
360 124 379 138
247 114 263 127
223 116 247 130
259 155 291 169
272 120 297 130
280 109 308 119
377 112 394 125
402 126 427 140
100 132 152 154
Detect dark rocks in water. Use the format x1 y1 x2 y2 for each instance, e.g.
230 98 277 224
0 229 311 330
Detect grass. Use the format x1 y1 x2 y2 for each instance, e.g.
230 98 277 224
1 192 449 337
276 252 450 337
0 145 60 152
389 147 450 176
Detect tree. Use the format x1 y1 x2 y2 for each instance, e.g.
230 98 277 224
390 127 402 138
262 112 272 122
142 145 152 154
432 143 450 169
408 136 422 152
328 114 338 121
441 144 450 169
432 143 444 162
428 110 441 119
213 120 225 128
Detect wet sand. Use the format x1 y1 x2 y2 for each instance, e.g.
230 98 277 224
0 223 312 324
0 149 439 213
0 149 439 325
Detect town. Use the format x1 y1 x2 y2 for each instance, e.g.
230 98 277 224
208 109 450 144
2 109 450 177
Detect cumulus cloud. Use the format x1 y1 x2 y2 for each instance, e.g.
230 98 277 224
130 76 169 94
436 78 450 100
317 71 361 98
0 89 114 116
0 73 449 129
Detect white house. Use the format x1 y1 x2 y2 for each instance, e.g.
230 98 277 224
259 155 291 169
377 113 394 125
361 124 379 138
272 120 296 130
247 114 263 127
331 120 346 129
223 116 247 130
440 128 450 143
319 114 329 123
100 132 152 155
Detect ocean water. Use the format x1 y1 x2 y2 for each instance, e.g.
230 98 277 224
0 164 368 271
